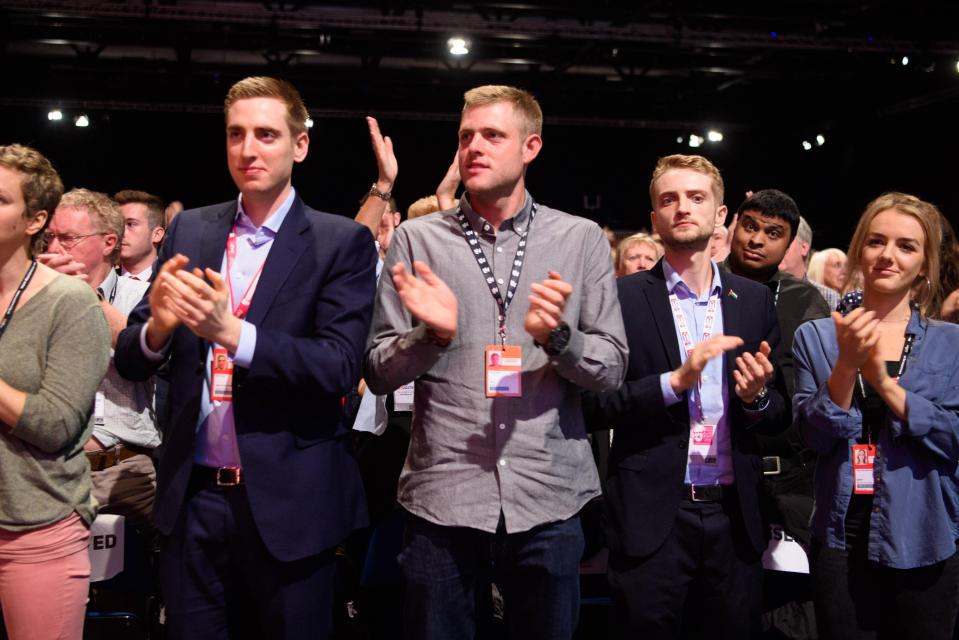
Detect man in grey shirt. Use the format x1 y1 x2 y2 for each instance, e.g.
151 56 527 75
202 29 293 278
365 85 627 639
42 189 159 529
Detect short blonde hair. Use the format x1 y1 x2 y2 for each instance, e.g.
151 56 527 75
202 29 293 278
616 232 663 275
58 189 125 265
846 192 942 316
0 144 64 256
224 76 309 136
807 248 846 288
649 154 724 205
407 195 440 220
463 85 543 138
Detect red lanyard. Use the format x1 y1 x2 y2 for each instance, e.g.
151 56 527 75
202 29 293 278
225 226 267 320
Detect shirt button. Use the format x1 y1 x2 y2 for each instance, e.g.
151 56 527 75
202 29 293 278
516 226 523 232
497 278 504 285
498 423 506 430
483 223 491 232
498 458 507 467
496 246 503 253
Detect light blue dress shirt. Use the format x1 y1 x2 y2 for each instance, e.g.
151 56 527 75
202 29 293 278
658 259 735 485
140 188 296 468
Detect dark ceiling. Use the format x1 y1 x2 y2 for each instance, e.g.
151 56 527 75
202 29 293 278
2 1 958 243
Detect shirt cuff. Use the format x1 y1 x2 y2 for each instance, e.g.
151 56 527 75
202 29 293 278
660 372 683 407
231 321 257 368
139 323 170 362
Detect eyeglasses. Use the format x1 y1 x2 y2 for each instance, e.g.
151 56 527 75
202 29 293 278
42 232 106 250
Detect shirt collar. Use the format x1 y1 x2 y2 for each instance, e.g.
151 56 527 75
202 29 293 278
662 257 723 301
459 190 533 237
235 188 296 238
95 267 119 301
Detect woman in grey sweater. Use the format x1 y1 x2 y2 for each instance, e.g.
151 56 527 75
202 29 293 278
0 144 110 640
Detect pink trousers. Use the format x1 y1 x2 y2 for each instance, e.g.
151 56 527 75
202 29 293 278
0 512 90 640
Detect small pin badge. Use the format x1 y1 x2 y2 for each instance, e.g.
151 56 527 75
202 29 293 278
727 289 738 299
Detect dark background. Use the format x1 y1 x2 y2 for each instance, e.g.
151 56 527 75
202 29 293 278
2 1 957 249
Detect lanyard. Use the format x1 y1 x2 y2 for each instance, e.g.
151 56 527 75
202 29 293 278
856 332 914 400
456 203 536 345
99 273 118 305
669 287 721 419
225 225 267 320
0 259 38 343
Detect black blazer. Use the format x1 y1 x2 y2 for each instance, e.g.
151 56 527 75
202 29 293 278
586 261 786 558
115 197 377 561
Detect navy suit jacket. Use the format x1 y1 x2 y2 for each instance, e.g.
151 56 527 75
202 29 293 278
115 196 377 562
586 261 787 559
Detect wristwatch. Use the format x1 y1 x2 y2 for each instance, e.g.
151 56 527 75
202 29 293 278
743 385 770 411
368 183 392 201
543 322 571 356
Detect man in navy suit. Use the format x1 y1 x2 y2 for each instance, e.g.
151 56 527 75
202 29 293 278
587 154 787 638
115 76 376 639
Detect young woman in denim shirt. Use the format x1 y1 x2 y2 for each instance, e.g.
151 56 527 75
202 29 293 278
793 192 959 640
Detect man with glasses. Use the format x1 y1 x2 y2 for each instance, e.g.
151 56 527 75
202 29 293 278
41 188 161 528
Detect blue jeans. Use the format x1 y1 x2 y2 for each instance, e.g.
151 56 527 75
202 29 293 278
399 510 584 640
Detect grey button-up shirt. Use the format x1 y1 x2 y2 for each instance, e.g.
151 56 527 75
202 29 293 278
92 269 160 450
365 192 627 533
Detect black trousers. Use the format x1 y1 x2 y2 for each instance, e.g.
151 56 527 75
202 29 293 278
608 496 763 640
159 474 336 640
811 541 959 640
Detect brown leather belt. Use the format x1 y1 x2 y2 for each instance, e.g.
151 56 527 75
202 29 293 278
192 465 244 487
86 444 151 472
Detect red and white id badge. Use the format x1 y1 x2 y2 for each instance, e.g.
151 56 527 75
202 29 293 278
687 418 719 466
485 345 522 398
210 347 234 402
852 444 877 494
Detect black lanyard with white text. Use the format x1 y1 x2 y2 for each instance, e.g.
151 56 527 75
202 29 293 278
0 259 38 343
456 203 537 345
856 332 914 401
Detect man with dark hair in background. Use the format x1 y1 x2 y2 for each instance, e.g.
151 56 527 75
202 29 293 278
114 189 166 281
723 188 831 639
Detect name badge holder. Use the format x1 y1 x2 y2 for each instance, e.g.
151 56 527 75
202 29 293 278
455 204 537 399
852 331 914 495
209 224 267 403
669 290 722 467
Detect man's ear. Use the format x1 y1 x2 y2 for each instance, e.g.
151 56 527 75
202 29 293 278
292 131 309 163
103 232 118 256
151 226 165 247
715 204 728 228
522 134 543 165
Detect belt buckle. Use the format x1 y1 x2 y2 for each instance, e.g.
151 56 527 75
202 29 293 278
690 485 709 502
763 456 782 476
216 466 242 486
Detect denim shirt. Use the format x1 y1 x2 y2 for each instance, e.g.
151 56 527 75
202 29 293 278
793 310 959 569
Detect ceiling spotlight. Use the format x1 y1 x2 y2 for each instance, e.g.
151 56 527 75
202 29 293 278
816 134 826 146
305 117 314 129
802 140 812 151
676 136 684 144
688 134 704 148
901 55 909 66
447 37 470 56
47 109 63 121
74 115 89 128
707 130 723 143
955 59 959 73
